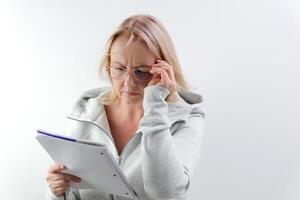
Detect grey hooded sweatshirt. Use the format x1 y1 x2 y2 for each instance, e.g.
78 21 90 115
45 85 205 200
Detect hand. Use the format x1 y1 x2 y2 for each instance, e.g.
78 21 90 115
46 164 81 197
147 59 178 101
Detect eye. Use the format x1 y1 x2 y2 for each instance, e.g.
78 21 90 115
136 66 150 72
134 69 153 81
135 69 149 73
113 66 126 71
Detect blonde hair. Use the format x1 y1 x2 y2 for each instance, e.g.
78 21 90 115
98 14 191 105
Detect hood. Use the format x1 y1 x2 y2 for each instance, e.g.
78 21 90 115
67 86 205 130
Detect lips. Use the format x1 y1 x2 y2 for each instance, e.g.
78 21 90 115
123 91 139 95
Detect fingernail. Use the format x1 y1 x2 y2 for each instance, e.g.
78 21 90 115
73 177 81 182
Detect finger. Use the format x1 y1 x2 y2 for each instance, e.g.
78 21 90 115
48 173 80 182
150 67 171 82
159 63 175 80
52 186 68 195
47 173 62 182
148 77 161 86
48 173 68 182
70 175 81 182
51 180 69 189
150 68 172 88
151 63 175 80
156 59 167 63
61 174 81 182
160 70 170 86
48 164 64 174
60 174 82 182
153 65 174 80
151 72 161 80
151 65 169 71
151 67 176 90
151 63 170 69
154 59 170 66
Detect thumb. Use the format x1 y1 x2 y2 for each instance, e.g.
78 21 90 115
147 75 161 86
48 163 64 174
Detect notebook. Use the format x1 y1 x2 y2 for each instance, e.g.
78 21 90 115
36 129 137 199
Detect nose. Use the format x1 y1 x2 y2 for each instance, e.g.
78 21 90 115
123 71 136 87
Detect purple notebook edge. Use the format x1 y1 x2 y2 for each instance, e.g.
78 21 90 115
36 129 76 142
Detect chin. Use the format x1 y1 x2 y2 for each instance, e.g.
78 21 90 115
122 95 143 105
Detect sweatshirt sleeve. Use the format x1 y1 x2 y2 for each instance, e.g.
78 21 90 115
139 85 205 200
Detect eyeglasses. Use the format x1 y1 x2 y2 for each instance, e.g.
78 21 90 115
107 66 154 82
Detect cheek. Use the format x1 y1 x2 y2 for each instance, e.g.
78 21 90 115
111 79 123 96
139 85 146 95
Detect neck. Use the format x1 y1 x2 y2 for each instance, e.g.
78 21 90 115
116 99 144 123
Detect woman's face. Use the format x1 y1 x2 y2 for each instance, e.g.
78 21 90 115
109 34 157 105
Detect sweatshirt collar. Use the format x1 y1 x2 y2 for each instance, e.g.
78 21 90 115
67 86 204 134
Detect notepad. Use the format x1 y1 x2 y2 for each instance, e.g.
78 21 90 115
36 129 137 199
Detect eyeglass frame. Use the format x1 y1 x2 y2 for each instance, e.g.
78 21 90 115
106 65 154 83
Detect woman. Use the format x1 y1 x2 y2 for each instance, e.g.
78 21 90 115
45 14 205 200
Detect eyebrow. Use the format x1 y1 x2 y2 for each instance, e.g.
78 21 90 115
111 61 150 68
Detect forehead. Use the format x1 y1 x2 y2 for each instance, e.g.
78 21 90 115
110 34 156 65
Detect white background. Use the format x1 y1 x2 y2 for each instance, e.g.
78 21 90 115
0 0 299 199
